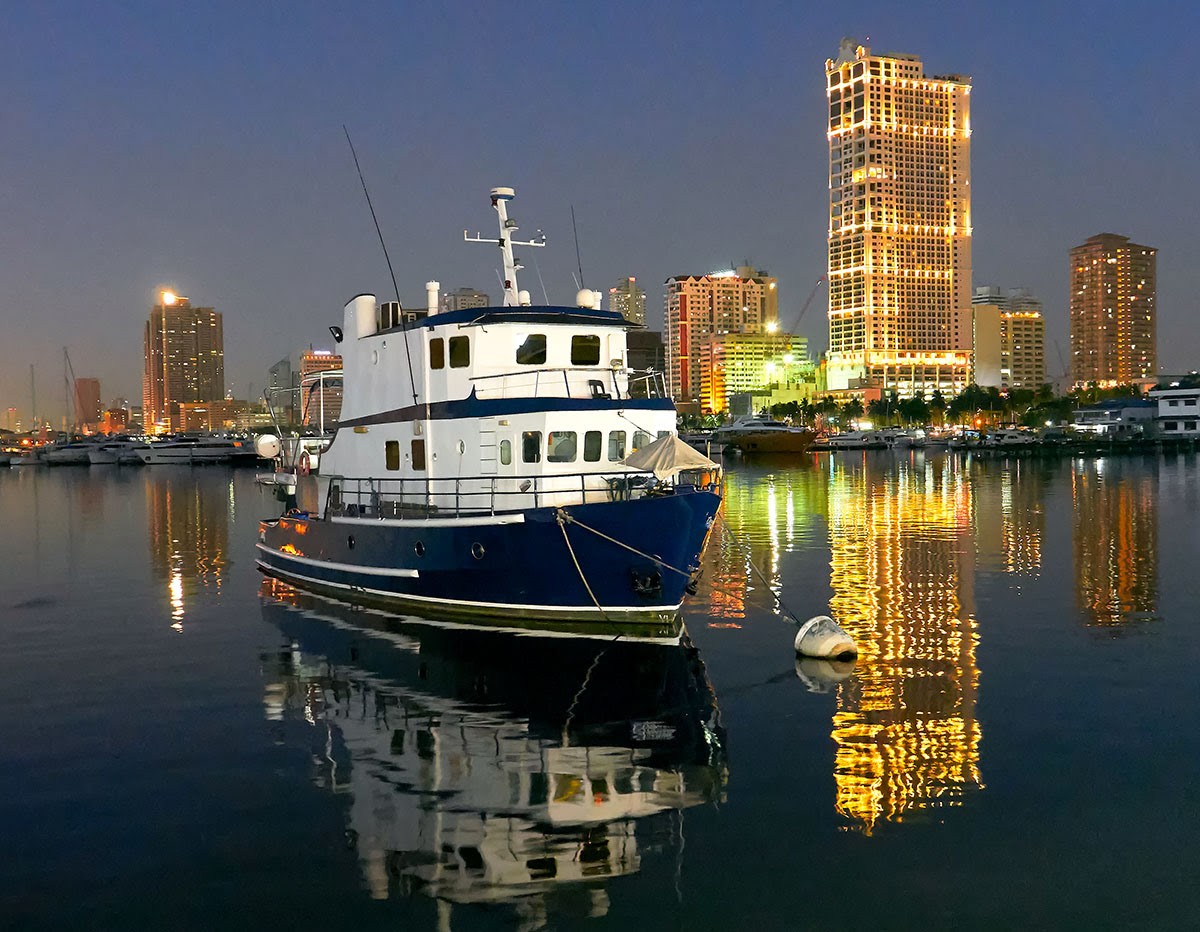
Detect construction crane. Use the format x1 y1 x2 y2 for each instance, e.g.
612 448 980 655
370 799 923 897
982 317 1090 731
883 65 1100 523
786 275 827 332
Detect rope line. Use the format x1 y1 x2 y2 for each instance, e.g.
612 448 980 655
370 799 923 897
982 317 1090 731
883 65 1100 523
556 513 605 610
555 509 693 579
714 510 808 627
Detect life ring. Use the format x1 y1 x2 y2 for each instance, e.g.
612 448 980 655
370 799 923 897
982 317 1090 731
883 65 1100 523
298 450 311 476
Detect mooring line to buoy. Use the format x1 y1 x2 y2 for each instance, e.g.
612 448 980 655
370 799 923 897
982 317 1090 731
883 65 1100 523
714 510 809 628
554 508 693 579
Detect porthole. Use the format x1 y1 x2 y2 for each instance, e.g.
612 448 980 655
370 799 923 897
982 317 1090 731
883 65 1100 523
347 535 356 550
371 349 379 365
456 439 465 455
414 541 426 557
470 542 485 560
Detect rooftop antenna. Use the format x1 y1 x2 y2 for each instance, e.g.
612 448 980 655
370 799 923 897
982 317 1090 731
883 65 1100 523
343 125 418 402
570 204 585 289
531 251 551 305
465 187 546 306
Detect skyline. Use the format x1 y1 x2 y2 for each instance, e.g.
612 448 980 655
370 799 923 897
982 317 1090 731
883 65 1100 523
2 1 1198 421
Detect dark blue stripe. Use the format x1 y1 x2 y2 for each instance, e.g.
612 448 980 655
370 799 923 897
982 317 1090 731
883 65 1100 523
339 392 675 428
418 306 628 329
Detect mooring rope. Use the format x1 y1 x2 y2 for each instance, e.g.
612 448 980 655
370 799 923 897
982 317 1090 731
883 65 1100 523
554 508 693 579
713 509 808 628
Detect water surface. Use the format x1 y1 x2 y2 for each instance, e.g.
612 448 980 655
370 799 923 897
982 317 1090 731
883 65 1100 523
1 452 1197 929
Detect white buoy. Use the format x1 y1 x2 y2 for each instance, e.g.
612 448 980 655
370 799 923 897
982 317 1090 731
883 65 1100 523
794 615 857 660
255 434 281 459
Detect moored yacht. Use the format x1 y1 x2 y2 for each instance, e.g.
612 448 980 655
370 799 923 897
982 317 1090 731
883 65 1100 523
256 186 722 630
712 415 815 454
137 436 259 465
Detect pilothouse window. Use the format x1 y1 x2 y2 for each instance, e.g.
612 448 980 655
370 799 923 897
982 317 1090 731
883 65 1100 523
516 333 547 365
385 441 400 471
548 431 577 462
522 431 542 463
571 335 601 365
583 431 602 461
632 430 651 451
607 431 626 461
429 338 444 369
449 336 470 368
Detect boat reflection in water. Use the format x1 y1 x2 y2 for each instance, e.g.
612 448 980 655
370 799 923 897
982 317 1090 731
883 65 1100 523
259 579 727 922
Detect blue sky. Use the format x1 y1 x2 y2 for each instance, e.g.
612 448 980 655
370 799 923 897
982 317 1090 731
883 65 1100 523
2 0 1196 420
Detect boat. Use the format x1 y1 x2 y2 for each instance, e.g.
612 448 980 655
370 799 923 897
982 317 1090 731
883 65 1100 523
827 429 883 450
983 428 1036 448
87 439 148 465
256 186 723 630
712 415 815 454
136 436 260 465
43 441 95 465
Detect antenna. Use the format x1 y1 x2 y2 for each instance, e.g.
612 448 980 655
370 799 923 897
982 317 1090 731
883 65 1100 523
343 125 418 403
570 204 585 289
465 187 546 305
531 252 550 305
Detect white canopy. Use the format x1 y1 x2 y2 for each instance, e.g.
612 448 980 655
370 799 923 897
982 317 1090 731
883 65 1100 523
622 434 719 480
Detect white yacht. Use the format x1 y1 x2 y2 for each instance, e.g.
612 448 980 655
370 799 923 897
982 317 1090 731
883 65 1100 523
712 416 815 454
137 437 259 465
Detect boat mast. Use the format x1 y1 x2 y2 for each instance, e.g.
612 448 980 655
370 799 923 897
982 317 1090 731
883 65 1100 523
464 187 546 306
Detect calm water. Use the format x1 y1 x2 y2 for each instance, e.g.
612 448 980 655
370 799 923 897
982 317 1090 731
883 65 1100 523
2 452 1198 929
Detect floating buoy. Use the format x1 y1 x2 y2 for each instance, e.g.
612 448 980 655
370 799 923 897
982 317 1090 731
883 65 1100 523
795 656 857 693
794 615 857 660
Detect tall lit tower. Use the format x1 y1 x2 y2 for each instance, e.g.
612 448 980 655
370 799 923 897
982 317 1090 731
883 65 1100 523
143 290 224 432
1069 233 1157 386
825 39 973 396
608 277 647 326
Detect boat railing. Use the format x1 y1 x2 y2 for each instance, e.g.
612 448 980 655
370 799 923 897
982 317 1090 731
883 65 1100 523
325 467 721 519
469 367 666 401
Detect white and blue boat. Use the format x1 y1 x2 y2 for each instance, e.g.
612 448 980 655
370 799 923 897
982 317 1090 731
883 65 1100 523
256 187 722 633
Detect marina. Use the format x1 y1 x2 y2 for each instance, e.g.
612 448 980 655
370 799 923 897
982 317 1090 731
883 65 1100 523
2 454 1198 927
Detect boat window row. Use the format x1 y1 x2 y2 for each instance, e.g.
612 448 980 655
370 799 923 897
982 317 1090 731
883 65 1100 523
429 336 470 370
519 429 666 464
514 333 601 367
385 439 426 471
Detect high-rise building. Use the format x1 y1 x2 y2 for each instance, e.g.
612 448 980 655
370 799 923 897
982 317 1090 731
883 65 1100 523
608 277 647 326
73 377 102 432
1069 233 1157 386
825 39 973 396
699 333 809 415
300 350 343 427
439 287 490 314
268 357 297 424
971 287 1046 391
142 290 224 432
664 267 778 408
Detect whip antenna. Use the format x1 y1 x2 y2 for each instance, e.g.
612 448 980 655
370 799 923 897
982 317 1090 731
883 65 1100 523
343 125 418 402
571 204 585 289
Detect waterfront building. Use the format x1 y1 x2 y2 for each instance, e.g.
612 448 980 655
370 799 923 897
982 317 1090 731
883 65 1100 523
825 39 973 397
100 408 128 433
665 267 778 409
1069 233 1157 386
1149 385 1200 438
1071 398 1157 435
440 287 490 314
608 277 647 326
971 288 1046 391
698 332 809 415
142 290 224 432
300 350 343 426
73 377 102 432
178 399 255 432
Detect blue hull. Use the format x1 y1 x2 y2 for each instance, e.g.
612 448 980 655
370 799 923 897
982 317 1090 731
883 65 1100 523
256 488 721 628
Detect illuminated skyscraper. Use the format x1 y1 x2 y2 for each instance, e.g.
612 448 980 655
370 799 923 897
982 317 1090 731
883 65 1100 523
142 290 224 431
1069 233 1157 386
664 267 778 407
73 377 102 432
972 288 1046 391
300 350 343 426
825 39 973 396
608 277 647 326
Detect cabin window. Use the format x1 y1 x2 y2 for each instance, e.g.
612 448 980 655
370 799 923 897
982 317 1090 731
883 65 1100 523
583 431 602 461
548 431 577 462
449 336 470 368
632 430 651 451
607 430 626 461
385 440 400 471
571 334 601 365
429 338 445 369
516 333 547 365
657 430 670 441
499 439 512 465
411 439 426 470
522 431 542 462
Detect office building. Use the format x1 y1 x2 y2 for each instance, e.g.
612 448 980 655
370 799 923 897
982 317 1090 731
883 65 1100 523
971 287 1046 391
825 39 973 396
1069 233 1157 386
699 332 809 415
440 287 490 314
142 290 224 432
300 350 343 427
73 378 102 432
608 277 647 326
665 267 778 408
